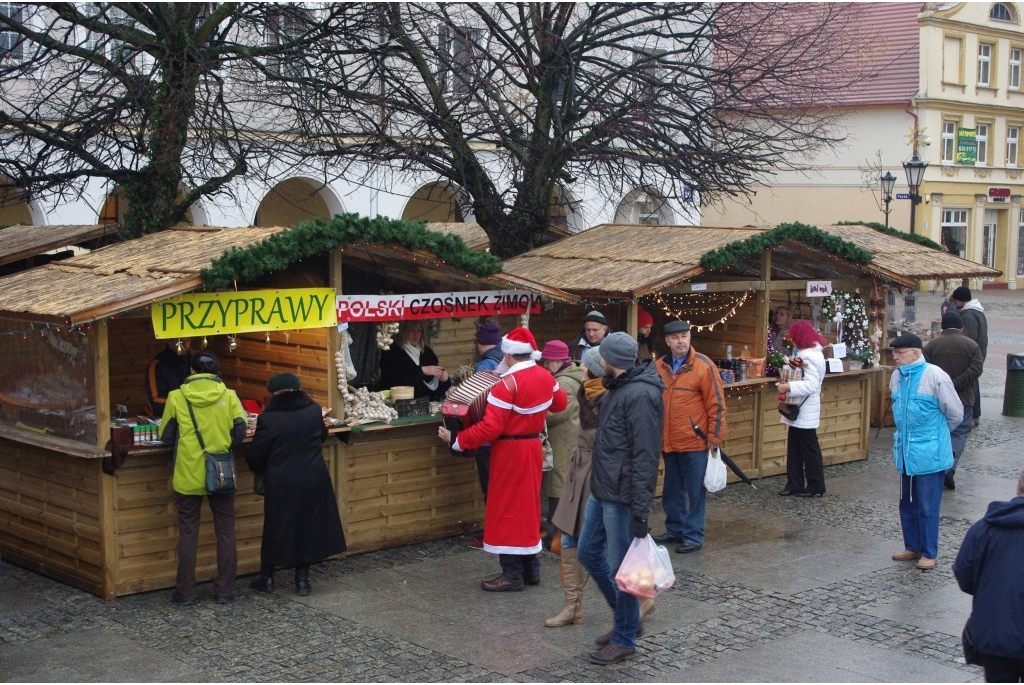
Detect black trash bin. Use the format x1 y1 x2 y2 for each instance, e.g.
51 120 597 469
1003 353 1024 418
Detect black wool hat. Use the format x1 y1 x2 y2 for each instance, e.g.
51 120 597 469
951 286 972 302
941 311 964 330
890 333 923 349
267 372 302 393
664 320 690 335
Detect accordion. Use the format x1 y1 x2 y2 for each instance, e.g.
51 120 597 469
441 371 501 457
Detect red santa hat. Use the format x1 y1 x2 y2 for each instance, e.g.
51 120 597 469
501 327 542 360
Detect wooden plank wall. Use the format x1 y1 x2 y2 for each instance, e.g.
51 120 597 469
335 424 483 552
112 446 267 597
0 439 105 596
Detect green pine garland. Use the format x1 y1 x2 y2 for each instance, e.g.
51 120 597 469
836 220 943 250
200 214 502 289
699 221 873 272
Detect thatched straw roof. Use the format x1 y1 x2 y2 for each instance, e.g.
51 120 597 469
0 223 121 267
817 223 1001 281
0 226 290 323
501 222 1001 299
426 222 490 251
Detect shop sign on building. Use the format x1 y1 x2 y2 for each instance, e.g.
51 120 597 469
957 128 977 165
152 288 337 338
336 290 542 322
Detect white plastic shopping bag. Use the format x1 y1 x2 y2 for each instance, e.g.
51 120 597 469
704 447 727 493
615 534 676 598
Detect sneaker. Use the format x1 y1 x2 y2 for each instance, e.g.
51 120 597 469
651 532 681 545
465 536 484 550
675 542 702 554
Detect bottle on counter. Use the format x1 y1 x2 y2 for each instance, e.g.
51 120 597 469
741 344 751 359
725 345 733 360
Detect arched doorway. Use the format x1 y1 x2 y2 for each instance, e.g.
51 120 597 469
614 188 675 225
98 184 200 226
401 181 468 223
254 178 344 227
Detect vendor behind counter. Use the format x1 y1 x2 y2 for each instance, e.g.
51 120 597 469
378 320 452 401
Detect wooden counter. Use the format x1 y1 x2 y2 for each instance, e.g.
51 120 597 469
0 372 873 599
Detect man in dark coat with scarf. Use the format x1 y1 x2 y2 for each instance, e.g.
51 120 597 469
954 470 1024 682
245 373 346 596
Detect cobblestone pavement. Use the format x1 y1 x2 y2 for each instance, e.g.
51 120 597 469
2 288 1023 683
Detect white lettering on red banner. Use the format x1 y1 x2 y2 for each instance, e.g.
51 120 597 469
336 290 542 322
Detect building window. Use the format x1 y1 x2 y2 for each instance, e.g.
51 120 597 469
1007 126 1019 166
942 120 958 163
944 36 963 84
449 26 481 96
0 2 23 61
979 42 993 86
991 3 1014 22
1011 48 1022 90
83 5 134 66
266 9 308 79
632 49 665 102
977 123 990 164
941 208 969 259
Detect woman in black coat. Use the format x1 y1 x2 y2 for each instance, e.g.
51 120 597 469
245 373 346 596
378 320 451 400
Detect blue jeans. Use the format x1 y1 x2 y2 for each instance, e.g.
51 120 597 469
949 405 973 472
662 451 708 546
898 471 945 559
577 495 639 649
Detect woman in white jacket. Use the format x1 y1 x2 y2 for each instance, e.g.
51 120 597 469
776 320 828 497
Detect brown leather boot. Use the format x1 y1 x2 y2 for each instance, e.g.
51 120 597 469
545 547 588 627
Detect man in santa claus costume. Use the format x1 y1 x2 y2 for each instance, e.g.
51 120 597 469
438 327 568 591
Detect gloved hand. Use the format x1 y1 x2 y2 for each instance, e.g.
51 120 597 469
632 516 649 539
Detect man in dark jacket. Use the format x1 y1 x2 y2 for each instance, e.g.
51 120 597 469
953 471 1024 682
146 341 191 417
950 286 988 425
577 332 664 666
923 310 984 490
572 310 611 361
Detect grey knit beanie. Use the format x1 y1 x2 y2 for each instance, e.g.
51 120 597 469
598 332 637 371
582 346 604 377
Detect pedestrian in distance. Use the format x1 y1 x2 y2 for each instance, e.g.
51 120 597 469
636 306 656 362
159 351 247 606
949 286 988 426
888 333 963 571
438 327 568 591
653 319 727 554
245 373 347 597
538 340 582 552
572 310 611 361
577 332 664 665
923 310 984 490
146 339 192 418
953 470 1024 682
776 320 828 498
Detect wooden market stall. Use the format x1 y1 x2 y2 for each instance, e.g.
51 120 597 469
501 221 1001 481
0 217 569 599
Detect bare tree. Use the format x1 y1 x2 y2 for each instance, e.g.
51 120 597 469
298 3 871 258
0 2 367 236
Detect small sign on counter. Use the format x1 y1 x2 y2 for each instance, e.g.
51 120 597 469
826 358 844 374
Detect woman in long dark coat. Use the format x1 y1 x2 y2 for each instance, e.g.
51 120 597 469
245 373 346 596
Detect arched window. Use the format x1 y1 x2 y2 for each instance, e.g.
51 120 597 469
990 3 1014 22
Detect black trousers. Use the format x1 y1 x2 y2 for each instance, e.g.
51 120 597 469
474 444 491 502
174 492 236 599
785 425 826 494
498 553 539 582
982 653 1024 682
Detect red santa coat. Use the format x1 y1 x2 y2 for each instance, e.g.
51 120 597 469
454 360 568 554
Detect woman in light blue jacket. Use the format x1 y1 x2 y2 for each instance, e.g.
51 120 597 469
888 333 963 571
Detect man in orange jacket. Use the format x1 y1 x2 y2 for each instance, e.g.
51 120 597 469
652 320 726 554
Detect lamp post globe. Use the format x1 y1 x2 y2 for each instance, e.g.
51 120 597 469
880 171 896 229
902 155 928 235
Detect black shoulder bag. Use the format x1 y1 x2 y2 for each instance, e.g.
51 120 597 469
186 399 237 495
777 395 809 421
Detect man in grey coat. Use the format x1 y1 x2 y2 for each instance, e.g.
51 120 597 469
950 286 988 426
924 310 984 490
577 332 664 666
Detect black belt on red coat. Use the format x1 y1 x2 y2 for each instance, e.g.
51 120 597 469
497 434 540 440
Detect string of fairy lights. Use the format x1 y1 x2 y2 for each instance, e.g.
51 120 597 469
651 291 753 332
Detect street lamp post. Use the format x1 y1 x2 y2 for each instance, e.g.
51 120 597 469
880 171 896 229
902 155 928 235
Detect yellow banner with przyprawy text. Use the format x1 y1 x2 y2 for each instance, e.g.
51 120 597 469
151 288 337 339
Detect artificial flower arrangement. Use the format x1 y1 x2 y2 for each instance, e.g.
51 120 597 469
822 289 877 367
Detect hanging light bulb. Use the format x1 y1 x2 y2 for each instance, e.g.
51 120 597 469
265 331 271 344
201 336 208 349
228 335 238 352
284 331 290 344
175 339 185 356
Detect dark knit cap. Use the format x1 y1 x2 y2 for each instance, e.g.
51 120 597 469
267 372 302 393
583 310 608 325
890 333 923 349
951 286 972 302
475 321 502 346
599 331 637 370
941 311 964 330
